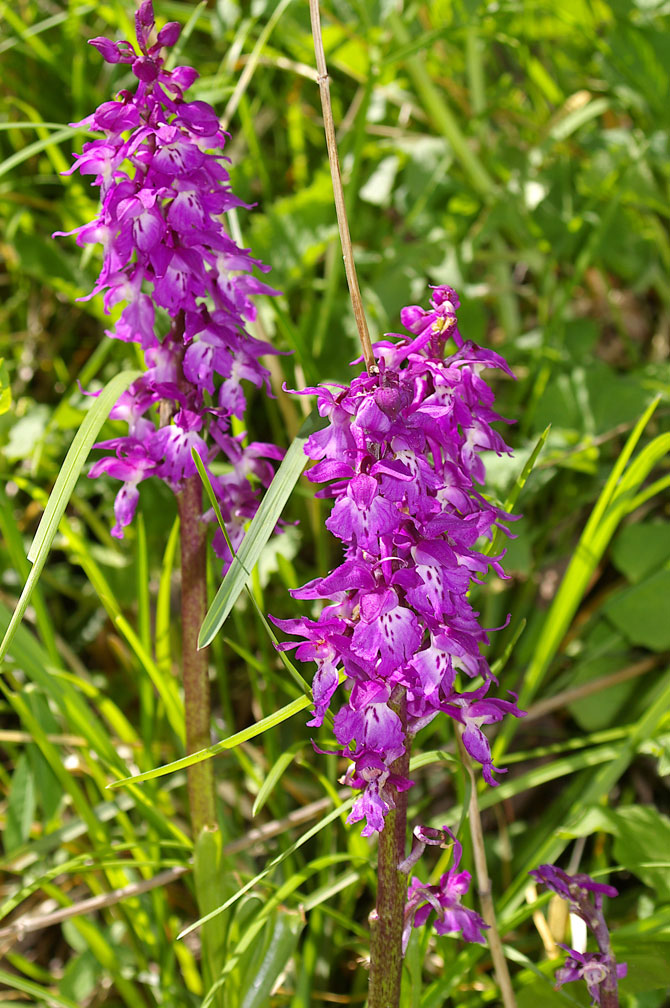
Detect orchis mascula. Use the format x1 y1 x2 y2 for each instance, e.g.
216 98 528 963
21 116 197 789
273 286 523 837
400 826 488 952
531 864 626 1006
59 0 281 562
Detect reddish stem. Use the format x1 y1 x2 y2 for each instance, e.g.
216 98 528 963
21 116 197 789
178 474 216 834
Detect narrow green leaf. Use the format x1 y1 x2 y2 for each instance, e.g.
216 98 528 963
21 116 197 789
0 371 141 668
27 370 141 564
193 447 317 700
178 800 355 940
163 0 209 71
504 426 551 511
239 912 304 1008
194 827 228 995
0 357 11 415
108 691 314 788
0 126 82 179
4 754 35 853
198 408 326 649
582 394 660 543
252 742 304 817
502 397 663 722
0 967 81 1008
155 517 180 676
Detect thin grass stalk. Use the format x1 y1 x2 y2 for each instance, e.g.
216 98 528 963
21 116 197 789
459 732 516 1008
308 0 376 372
178 474 216 834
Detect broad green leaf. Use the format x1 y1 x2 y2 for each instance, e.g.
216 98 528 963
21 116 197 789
0 369 141 667
60 950 100 1004
515 974 586 1008
198 407 326 649
5 405 49 461
611 521 670 584
498 661 670 921
616 943 670 993
610 806 670 901
4 754 35 853
603 570 670 651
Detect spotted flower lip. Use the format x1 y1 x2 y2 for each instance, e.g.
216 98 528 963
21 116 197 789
271 284 523 836
60 0 282 560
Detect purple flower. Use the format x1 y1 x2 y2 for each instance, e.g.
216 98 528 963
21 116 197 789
555 948 627 1006
59 2 282 561
529 864 619 929
403 827 488 951
271 285 523 835
345 750 413 838
531 865 626 1005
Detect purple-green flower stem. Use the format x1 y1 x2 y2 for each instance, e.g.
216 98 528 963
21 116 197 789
368 690 409 1008
594 920 619 1008
178 474 216 835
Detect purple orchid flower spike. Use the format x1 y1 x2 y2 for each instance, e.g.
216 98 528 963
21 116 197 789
59 1 282 565
271 285 523 836
530 864 626 1007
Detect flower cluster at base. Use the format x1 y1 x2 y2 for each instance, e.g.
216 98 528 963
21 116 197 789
401 825 488 952
530 864 627 1006
272 285 524 836
59 1 282 561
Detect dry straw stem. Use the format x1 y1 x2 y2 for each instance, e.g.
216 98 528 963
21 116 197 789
458 730 517 1008
308 0 376 372
524 656 657 724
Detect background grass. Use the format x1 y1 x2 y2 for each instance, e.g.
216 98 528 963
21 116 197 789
1 0 670 1005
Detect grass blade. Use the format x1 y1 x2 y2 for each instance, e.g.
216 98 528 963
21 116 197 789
198 407 325 649
0 369 141 666
107 684 340 789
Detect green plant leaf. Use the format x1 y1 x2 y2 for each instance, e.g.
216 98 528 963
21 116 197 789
198 407 326 649
0 357 11 415
0 369 141 667
4 754 35 853
239 912 304 1008
603 570 670 651
108 690 316 788
252 742 304 817
611 521 670 584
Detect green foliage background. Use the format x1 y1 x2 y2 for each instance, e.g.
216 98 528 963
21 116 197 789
1 0 669 1005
